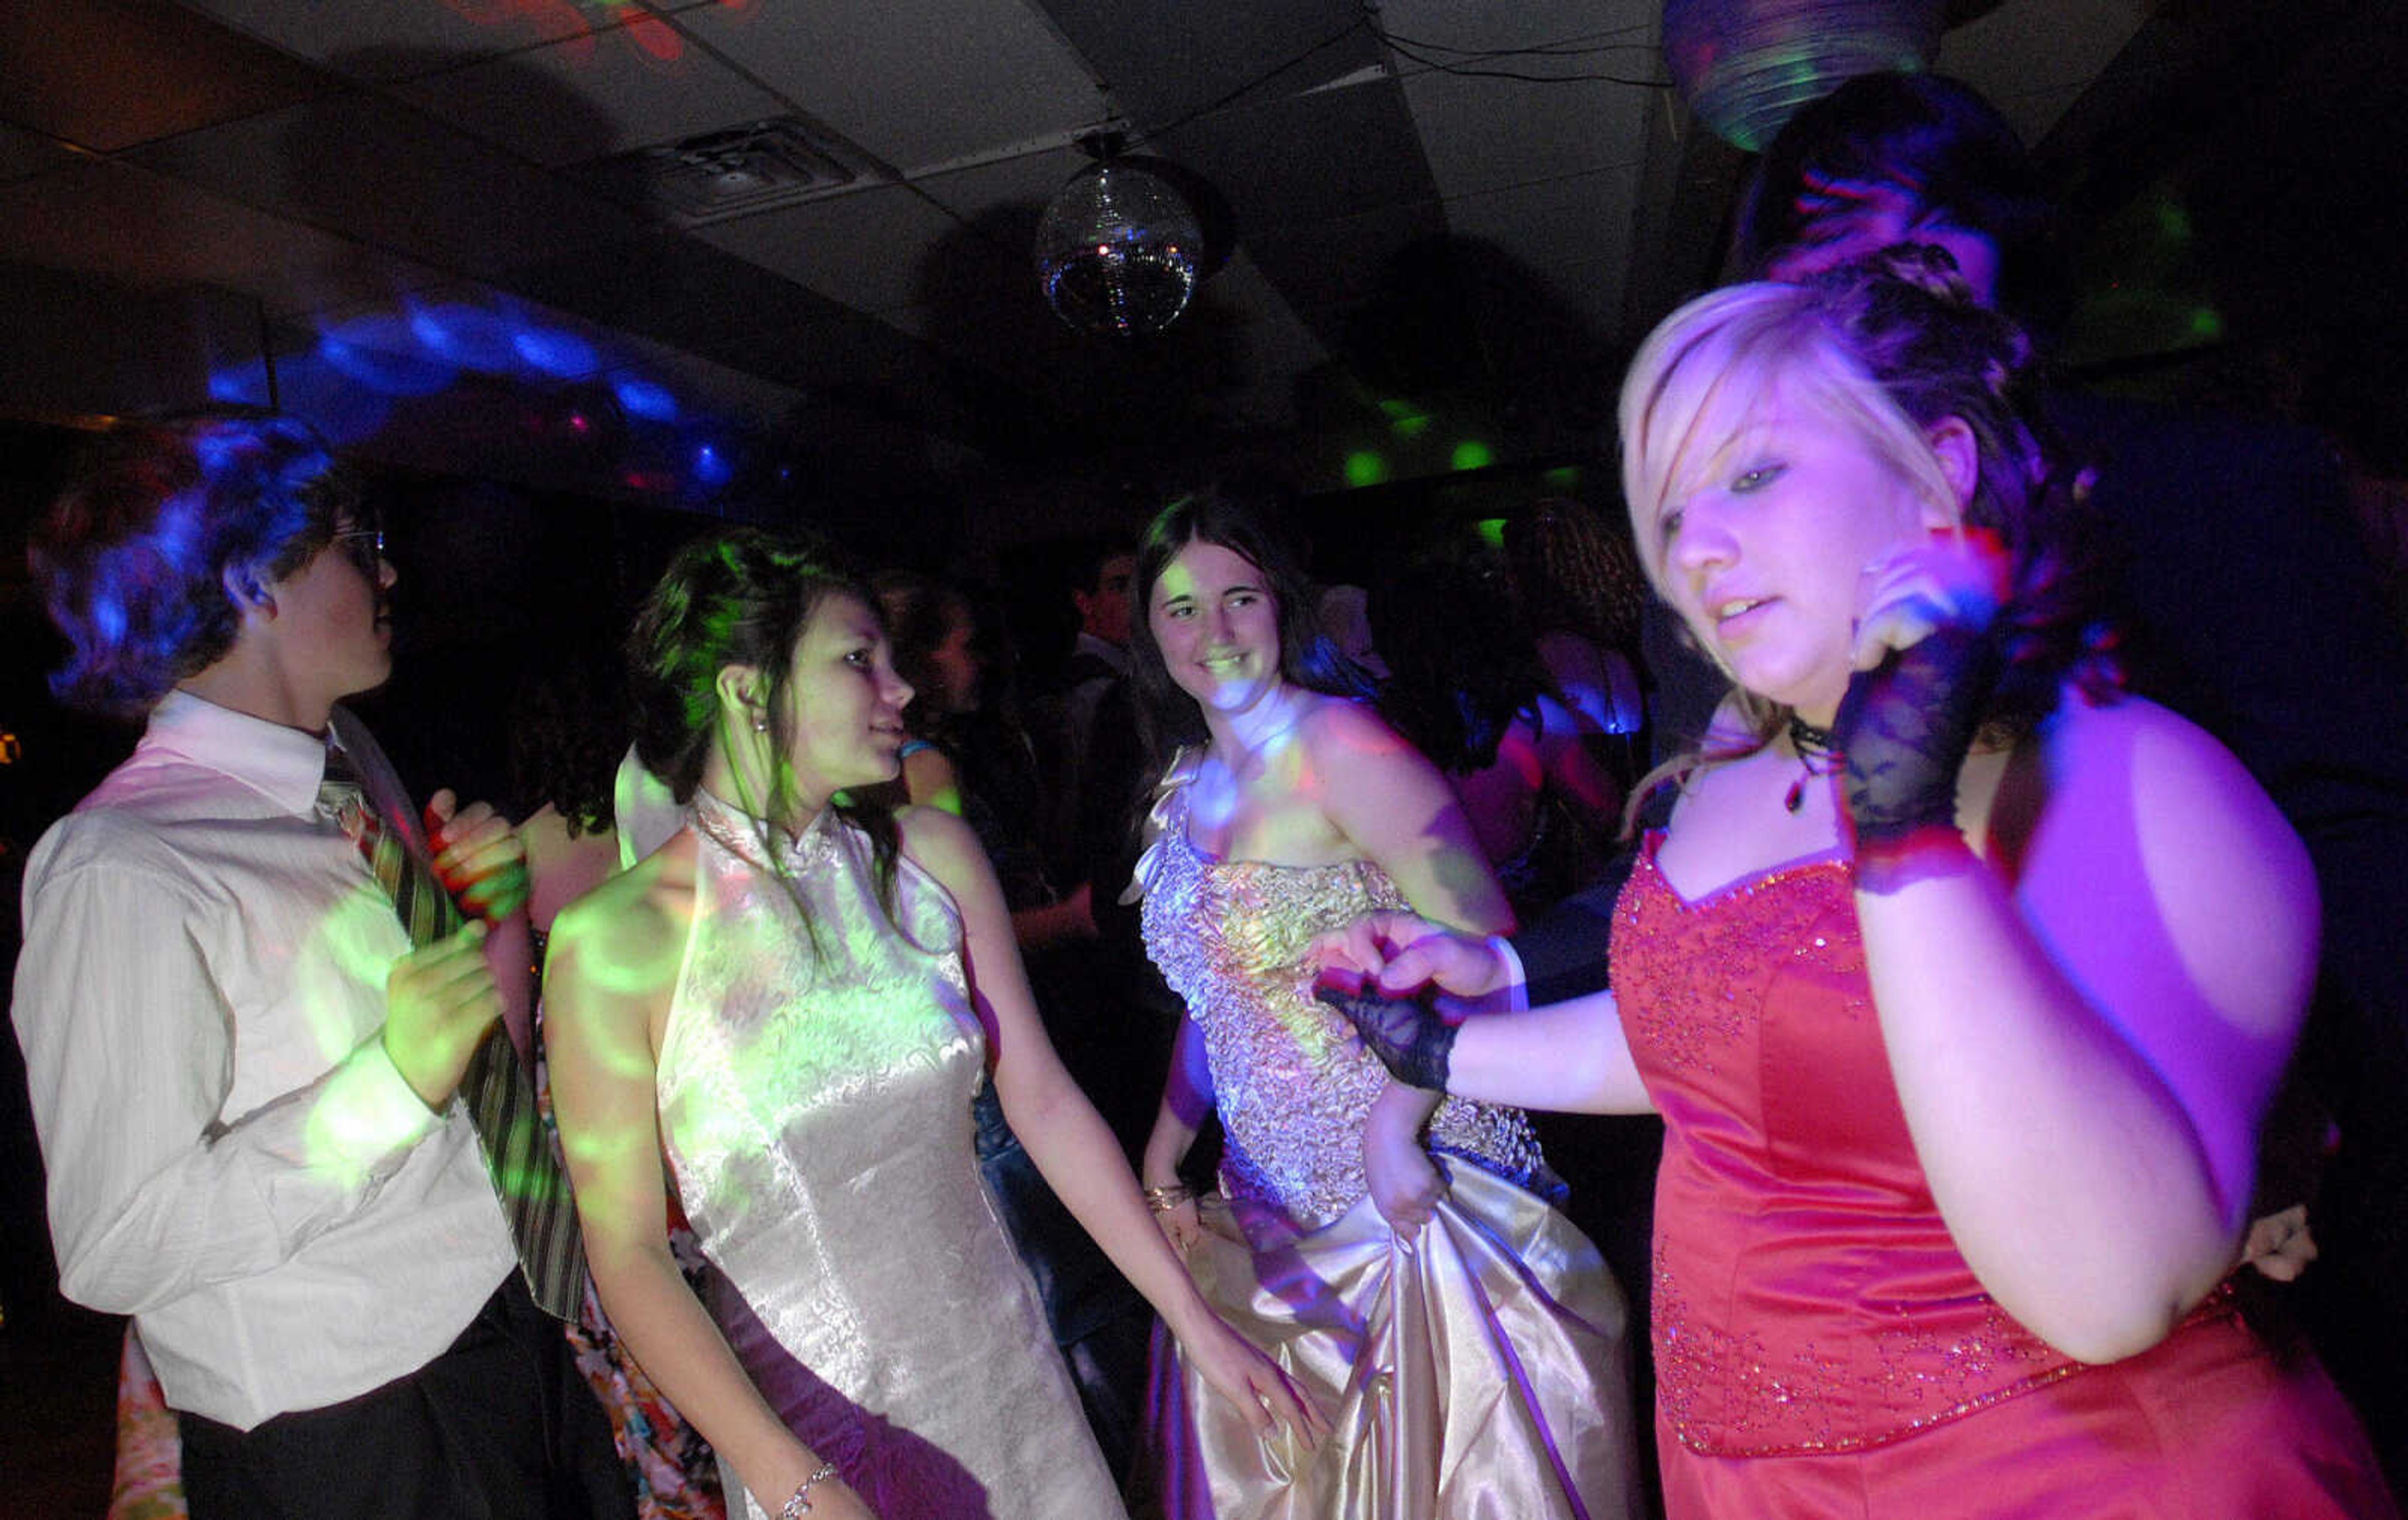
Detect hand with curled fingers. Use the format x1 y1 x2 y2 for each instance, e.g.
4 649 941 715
2241 1203 2318 1284
382 921 502 1109
1835 530 2012 872
423 789 530 922
1168 1304 1332 1452
1363 1097 1447 1237
1311 910 1511 1004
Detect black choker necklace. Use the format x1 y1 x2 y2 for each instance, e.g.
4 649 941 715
1784 715 1837 814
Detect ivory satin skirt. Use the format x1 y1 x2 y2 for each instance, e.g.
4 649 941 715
1139 1163 1642 1520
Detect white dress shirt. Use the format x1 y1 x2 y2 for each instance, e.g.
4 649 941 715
12 690 516 1430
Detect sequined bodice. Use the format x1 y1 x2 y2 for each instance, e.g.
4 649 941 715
1611 836 2081 1455
1133 763 1545 1233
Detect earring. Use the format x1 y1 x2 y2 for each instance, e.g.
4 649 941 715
751 713 769 734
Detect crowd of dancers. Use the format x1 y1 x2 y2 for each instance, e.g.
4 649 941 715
14 72 2408 1520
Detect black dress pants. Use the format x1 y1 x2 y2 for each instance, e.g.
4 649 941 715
179 1277 633 1520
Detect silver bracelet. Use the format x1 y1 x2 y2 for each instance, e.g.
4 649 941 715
781 1460 840 1519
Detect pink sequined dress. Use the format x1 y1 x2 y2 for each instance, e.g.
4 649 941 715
1130 758 1643 1520
1612 835 2395 1517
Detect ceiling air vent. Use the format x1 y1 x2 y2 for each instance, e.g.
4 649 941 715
592 119 876 226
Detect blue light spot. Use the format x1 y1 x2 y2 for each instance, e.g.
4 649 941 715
614 375 679 423
515 326 598 377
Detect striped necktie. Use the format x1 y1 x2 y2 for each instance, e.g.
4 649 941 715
319 743 586 1319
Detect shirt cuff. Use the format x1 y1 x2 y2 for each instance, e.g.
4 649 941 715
305 1032 446 1184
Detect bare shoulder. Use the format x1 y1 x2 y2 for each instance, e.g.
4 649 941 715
1296 692 1425 773
892 802 985 894
546 831 695 1009
2042 692 2298 852
2020 690 2316 1035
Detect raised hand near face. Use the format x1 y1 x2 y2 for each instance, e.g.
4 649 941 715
1835 530 2010 874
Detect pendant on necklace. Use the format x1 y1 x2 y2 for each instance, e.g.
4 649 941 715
1784 771 1810 813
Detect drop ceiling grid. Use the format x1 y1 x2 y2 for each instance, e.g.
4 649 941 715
670 0 1110 177
1936 0 2158 147
388 24 789 168
692 186 972 314
124 93 647 282
172 0 606 81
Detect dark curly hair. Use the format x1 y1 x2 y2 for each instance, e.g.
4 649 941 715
626 526 902 941
1126 488 1375 783
1501 497 1648 655
1619 245 2116 777
1730 71 2074 346
1370 529 1555 774
33 409 360 714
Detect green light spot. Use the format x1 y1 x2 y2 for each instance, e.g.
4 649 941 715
1450 440 1494 472
1474 518 1507 549
2187 307 2224 339
1392 412 1432 439
1543 465 1582 488
1344 451 1390 488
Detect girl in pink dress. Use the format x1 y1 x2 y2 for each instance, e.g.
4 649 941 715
1323 248 2395 1517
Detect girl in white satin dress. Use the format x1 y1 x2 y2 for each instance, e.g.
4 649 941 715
544 529 1319 1520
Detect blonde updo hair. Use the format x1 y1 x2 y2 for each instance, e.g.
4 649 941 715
1616 246 2115 795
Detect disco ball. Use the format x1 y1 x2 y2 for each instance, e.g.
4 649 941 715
1661 0 1944 154
1035 158 1204 339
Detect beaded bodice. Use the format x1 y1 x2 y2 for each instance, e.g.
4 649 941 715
1611 835 2086 1455
1131 760 1546 1233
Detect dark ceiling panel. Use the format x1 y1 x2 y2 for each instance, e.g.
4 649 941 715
1033 0 1381 129
126 93 645 278
0 0 327 152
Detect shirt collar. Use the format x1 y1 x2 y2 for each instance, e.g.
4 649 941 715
1074 631 1131 674
145 689 334 816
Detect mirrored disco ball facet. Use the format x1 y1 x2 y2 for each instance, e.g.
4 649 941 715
1035 161 1204 339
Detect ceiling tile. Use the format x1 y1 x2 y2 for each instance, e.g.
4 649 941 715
0 0 329 152
695 186 967 312
1938 0 2156 145
1037 0 1378 128
1397 66 1655 191
1442 164 1639 275
915 144 1090 225
504 233 842 352
675 0 1108 174
1370 0 1659 55
1162 78 1437 240
391 22 785 166
178 0 601 80
0 158 448 315
127 93 645 277
0 123 78 184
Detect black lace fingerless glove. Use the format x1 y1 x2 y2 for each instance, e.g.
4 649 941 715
1314 984 1456 1092
1833 623 2002 867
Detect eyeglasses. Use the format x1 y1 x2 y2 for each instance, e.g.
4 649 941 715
329 527 385 577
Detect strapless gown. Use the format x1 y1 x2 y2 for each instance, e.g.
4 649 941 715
1131 763 1642 1519
658 791 1126 1520
1613 834 2395 1517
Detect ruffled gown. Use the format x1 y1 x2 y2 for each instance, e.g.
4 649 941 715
658 791 1126 1520
1612 835 2396 1517
1131 764 1642 1519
